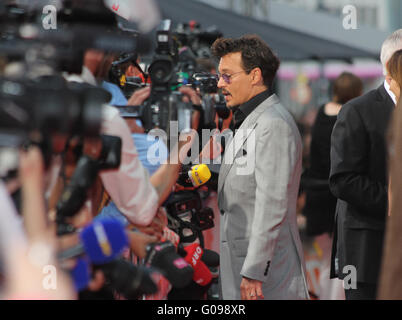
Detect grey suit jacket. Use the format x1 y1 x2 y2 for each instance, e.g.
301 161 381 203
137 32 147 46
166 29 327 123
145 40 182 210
218 94 309 300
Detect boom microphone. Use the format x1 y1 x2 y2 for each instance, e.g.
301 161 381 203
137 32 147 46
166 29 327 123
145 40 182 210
57 218 128 264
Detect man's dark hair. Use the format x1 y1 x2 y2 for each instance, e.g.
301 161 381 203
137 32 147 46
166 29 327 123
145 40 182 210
211 34 280 88
332 72 363 105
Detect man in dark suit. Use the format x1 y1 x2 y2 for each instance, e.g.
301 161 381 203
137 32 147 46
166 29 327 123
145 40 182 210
329 29 402 300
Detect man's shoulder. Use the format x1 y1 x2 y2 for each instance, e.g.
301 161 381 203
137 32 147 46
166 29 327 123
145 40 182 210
257 98 302 142
343 86 386 110
340 85 391 119
259 96 297 127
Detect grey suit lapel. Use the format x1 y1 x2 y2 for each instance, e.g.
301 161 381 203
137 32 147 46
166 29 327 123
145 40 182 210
218 94 279 195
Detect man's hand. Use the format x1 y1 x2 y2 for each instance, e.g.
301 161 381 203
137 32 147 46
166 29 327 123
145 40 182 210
126 230 158 259
178 86 202 105
127 86 151 105
240 277 264 300
131 207 167 240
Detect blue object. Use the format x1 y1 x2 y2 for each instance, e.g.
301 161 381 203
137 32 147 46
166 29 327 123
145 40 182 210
71 258 91 291
80 218 128 265
102 81 128 106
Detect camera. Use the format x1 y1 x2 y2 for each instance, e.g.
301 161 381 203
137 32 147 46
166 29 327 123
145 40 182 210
165 190 215 246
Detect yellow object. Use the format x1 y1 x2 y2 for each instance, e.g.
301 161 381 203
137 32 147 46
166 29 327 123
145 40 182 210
189 164 211 187
120 74 127 87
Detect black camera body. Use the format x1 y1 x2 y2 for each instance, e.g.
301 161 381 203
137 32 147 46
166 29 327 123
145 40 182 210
55 134 122 235
174 22 223 58
165 190 215 245
140 20 193 137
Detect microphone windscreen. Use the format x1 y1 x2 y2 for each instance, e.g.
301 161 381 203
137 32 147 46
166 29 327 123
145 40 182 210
101 259 158 298
146 241 194 289
201 249 220 268
183 243 203 267
70 258 91 291
80 218 128 265
189 164 211 187
193 260 212 286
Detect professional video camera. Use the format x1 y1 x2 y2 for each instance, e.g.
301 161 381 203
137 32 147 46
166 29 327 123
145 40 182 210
114 19 224 136
0 76 109 179
174 21 223 59
108 52 148 99
55 134 122 235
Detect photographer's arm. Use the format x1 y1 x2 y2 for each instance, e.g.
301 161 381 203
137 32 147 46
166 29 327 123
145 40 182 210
136 86 202 205
2 147 75 299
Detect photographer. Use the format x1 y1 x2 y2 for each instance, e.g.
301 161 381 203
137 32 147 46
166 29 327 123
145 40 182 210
59 48 201 230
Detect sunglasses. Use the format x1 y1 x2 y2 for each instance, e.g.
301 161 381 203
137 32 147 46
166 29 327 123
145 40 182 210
216 70 247 84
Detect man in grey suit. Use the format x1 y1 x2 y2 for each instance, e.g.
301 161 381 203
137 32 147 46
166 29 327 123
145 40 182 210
211 35 309 300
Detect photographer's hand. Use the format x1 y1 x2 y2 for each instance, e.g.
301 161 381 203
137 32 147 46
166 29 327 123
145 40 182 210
127 86 151 105
127 230 158 259
178 86 202 106
130 207 167 240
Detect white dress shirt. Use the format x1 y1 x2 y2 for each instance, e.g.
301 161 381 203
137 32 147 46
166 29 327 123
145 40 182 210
384 80 397 105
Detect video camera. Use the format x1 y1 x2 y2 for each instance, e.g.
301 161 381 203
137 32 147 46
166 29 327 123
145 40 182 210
0 75 109 179
174 21 223 59
114 19 225 136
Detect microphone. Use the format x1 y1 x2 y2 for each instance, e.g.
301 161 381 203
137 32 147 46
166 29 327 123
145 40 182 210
183 243 212 286
177 164 212 188
57 218 128 265
145 241 194 289
201 249 220 268
70 258 91 291
99 259 158 299
183 243 203 267
192 259 212 286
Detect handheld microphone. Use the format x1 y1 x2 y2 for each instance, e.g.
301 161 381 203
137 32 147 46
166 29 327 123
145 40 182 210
183 243 212 286
192 259 212 286
145 241 193 288
177 164 211 188
100 259 158 299
70 258 91 291
201 249 220 268
183 243 203 267
57 218 128 265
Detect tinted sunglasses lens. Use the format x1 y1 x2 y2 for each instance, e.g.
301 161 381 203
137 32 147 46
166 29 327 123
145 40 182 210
222 74 231 83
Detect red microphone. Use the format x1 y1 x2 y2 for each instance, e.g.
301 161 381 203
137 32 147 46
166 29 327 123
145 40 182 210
183 243 212 286
192 259 212 286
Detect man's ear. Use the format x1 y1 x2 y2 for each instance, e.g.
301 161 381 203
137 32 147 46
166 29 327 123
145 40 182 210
251 67 263 85
385 75 392 86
